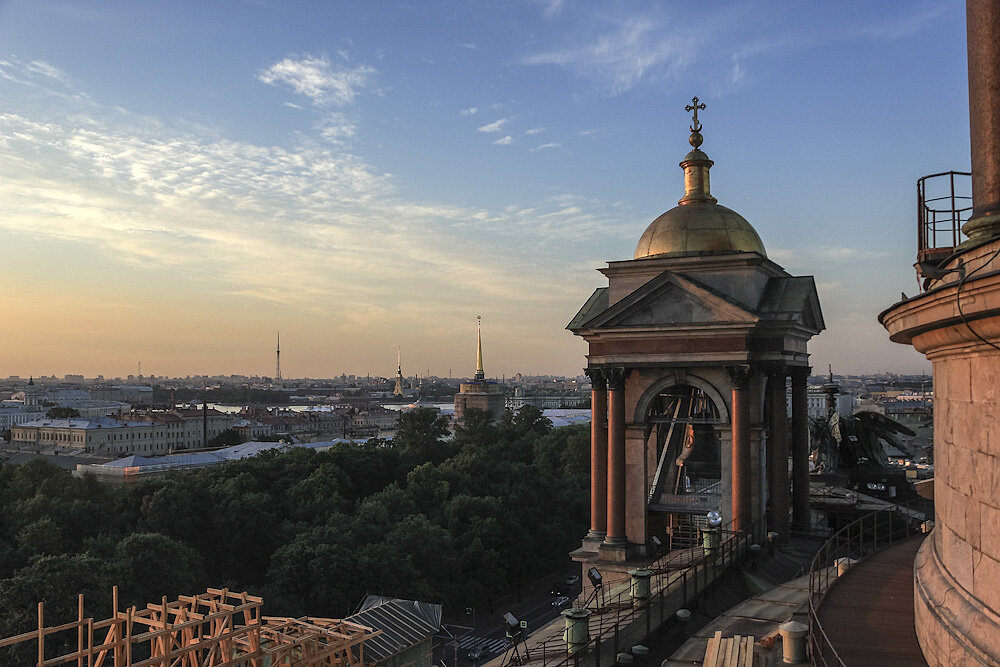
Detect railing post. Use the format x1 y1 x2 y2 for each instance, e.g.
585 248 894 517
595 637 601 667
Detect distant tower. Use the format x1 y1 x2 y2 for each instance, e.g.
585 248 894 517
822 364 840 415
393 347 405 396
275 332 282 381
24 377 39 407
475 315 485 381
454 315 505 421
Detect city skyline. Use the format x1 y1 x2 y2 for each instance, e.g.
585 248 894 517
0 1 967 378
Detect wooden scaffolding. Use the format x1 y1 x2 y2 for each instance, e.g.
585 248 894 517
0 587 379 667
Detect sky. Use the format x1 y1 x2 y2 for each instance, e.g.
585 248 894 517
0 0 970 379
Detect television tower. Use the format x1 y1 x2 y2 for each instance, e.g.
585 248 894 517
275 332 282 381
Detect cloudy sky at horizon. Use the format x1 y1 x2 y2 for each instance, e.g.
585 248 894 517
0 0 968 379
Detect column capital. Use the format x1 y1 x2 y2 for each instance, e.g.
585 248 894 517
725 364 752 390
762 363 787 381
789 365 812 382
606 367 630 390
585 367 608 390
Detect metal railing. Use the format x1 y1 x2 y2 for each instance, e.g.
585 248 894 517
807 499 932 666
500 515 768 667
917 171 972 267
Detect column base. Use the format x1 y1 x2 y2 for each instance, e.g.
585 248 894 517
598 540 629 563
579 531 606 553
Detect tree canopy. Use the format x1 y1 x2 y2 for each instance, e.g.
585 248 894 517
0 407 589 659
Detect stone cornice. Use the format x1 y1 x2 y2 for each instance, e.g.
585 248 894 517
880 270 1000 357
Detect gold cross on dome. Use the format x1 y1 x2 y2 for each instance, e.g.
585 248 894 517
685 96 706 132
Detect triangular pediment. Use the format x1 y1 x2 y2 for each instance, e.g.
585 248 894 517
757 276 826 334
581 271 758 330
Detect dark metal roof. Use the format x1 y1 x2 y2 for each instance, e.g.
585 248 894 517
757 276 826 331
567 287 609 331
346 596 441 662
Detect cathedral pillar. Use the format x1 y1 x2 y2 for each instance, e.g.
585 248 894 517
767 367 790 540
605 368 629 545
790 366 811 530
585 368 608 540
727 365 752 532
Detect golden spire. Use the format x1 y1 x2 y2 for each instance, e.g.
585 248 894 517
678 96 717 205
475 315 485 381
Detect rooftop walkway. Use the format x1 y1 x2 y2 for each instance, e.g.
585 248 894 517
814 535 927 666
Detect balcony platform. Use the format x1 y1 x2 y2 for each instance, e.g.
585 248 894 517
815 535 928 666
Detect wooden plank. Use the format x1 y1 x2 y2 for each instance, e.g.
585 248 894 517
703 630 723 667
725 635 739 667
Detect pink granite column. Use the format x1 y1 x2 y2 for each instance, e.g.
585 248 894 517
767 367 790 540
790 366 811 530
604 368 629 544
585 368 608 540
728 366 752 532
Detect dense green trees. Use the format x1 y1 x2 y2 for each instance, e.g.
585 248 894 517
0 407 589 656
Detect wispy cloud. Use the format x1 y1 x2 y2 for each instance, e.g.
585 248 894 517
478 118 508 133
461 107 478 116
524 16 695 95
538 0 564 18
526 127 544 135
318 113 357 144
284 101 302 110
493 135 513 145
256 54 374 106
0 57 637 360
25 60 66 81
533 142 561 151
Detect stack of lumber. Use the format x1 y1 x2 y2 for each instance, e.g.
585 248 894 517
702 630 755 667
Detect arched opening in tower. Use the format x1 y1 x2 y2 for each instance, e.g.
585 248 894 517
644 384 724 549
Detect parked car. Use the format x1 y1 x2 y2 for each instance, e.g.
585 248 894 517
552 596 570 608
564 575 580 587
467 647 484 662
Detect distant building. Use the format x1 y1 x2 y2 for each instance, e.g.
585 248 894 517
232 418 274 442
351 405 399 435
785 388 855 419
12 417 164 455
454 317 505 421
12 407 237 455
0 404 44 430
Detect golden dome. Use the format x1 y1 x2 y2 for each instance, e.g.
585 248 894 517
634 202 767 259
633 119 766 260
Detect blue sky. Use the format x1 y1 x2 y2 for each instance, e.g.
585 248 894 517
0 0 968 378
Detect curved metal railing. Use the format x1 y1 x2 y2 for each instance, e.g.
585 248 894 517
917 171 972 268
807 500 931 666
498 515 768 667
